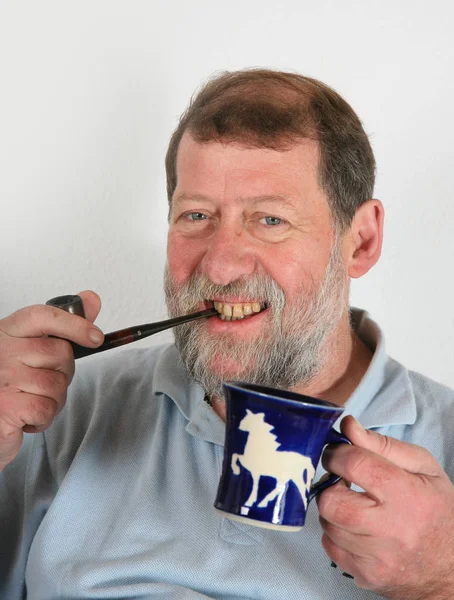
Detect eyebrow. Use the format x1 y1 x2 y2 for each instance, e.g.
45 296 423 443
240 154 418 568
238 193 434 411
173 193 299 212
247 195 298 210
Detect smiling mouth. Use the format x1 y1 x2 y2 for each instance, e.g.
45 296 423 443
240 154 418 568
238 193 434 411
207 300 268 321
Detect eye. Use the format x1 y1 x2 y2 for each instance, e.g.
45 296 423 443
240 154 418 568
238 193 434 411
184 212 208 221
260 216 285 226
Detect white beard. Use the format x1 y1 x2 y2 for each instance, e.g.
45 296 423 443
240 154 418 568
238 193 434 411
164 238 348 399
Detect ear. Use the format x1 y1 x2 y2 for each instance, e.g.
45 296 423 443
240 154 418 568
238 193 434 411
345 199 384 279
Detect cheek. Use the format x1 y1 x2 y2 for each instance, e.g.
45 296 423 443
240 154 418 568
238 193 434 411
167 233 204 284
262 248 312 296
262 244 330 303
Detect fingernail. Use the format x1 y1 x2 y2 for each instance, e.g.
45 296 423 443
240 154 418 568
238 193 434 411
89 328 103 344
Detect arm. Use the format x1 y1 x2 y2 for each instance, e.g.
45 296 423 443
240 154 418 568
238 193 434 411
0 291 103 596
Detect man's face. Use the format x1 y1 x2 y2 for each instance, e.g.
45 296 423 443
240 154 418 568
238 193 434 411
165 133 349 397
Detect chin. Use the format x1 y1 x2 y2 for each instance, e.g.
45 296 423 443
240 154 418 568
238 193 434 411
207 354 253 382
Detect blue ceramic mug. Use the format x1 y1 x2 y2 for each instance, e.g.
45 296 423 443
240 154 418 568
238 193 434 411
214 381 350 531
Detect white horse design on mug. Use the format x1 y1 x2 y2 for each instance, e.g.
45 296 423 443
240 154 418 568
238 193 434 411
231 409 315 511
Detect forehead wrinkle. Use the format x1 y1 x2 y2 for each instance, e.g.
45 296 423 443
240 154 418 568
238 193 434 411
172 192 214 205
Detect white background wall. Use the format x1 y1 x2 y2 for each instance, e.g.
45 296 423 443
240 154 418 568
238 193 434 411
1 0 453 388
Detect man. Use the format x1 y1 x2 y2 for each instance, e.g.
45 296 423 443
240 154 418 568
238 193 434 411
1 69 453 599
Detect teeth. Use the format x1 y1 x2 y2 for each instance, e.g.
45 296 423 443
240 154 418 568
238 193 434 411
211 301 266 319
232 304 243 318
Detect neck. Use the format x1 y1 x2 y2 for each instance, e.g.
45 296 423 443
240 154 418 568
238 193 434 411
292 314 373 406
209 313 374 421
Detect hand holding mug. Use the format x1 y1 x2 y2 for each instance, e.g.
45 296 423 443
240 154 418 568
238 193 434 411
317 417 454 599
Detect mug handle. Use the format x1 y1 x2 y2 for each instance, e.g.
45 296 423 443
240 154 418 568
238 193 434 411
307 428 351 503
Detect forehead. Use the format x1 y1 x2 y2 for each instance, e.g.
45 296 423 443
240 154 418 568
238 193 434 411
174 132 324 205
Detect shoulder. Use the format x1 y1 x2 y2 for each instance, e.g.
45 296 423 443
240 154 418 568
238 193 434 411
68 342 182 404
402 367 454 478
44 343 184 477
407 368 454 414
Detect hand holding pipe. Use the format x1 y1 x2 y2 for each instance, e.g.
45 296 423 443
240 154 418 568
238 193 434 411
46 295 217 359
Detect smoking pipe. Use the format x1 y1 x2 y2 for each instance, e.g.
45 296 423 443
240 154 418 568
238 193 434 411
46 295 217 360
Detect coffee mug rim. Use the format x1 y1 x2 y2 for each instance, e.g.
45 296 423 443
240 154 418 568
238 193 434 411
223 380 342 412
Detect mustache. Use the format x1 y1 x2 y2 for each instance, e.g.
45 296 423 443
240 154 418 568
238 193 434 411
164 269 286 313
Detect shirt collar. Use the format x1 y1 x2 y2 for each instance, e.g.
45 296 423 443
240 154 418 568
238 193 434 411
343 308 417 429
152 346 226 445
152 308 417 444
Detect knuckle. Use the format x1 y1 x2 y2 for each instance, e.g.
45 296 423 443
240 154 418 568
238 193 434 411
320 531 335 556
0 363 19 390
0 318 8 338
376 431 394 458
355 575 376 591
22 304 44 327
0 309 21 334
26 396 57 426
358 562 391 591
26 305 63 331
317 485 338 517
32 337 73 364
333 498 363 528
318 488 364 528
343 448 369 481
1 305 47 336
418 445 439 471
29 337 56 357
59 339 75 363
35 368 67 397
53 370 70 395
0 334 16 358
57 340 77 371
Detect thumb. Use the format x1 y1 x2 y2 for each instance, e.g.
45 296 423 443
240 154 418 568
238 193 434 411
77 290 102 324
340 415 441 476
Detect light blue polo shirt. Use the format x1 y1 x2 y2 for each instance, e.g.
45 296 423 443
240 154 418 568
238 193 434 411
1 309 454 599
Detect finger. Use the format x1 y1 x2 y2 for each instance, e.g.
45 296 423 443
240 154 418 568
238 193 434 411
321 533 360 581
322 443 412 502
0 391 61 433
319 517 382 557
317 481 378 533
0 303 104 347
22 424 48 433
321 534 387 591
341 416 442 477
0 364 69 402
77 290 102 324
12 336 75 378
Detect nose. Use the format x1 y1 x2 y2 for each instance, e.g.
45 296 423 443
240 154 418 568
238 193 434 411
199 223 257 286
